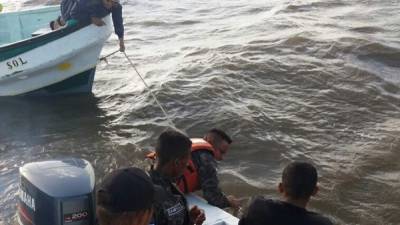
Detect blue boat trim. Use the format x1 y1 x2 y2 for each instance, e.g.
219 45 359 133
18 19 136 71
23 68 96 96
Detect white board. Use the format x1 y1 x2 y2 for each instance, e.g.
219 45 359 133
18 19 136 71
186 194 239 225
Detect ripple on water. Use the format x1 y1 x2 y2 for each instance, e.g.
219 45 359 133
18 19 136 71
1 0 400 224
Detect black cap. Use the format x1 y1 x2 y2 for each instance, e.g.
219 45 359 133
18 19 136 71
97 167 155 213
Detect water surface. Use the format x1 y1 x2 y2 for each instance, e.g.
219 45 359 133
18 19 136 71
1 0 400 224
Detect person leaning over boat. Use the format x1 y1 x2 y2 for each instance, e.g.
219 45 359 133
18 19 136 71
96 167 155 225
59 0 125 52
239 161 334 225
150 130 206 225
175 129 240 210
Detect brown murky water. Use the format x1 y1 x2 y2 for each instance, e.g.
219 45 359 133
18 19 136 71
1 0 400 224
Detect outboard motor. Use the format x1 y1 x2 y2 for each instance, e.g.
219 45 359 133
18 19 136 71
18 158 96 225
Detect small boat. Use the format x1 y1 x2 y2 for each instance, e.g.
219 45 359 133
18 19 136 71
17 158 239 225
0 6 112 96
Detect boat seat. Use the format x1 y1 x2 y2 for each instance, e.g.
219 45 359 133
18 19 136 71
31 27 52 37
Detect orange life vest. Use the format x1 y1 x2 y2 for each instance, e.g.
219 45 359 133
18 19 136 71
176 138 215 193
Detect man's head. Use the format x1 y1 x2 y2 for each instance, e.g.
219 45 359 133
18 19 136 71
279 162 318 201
156 130 192 178
204 128 232 161
97 167 155 225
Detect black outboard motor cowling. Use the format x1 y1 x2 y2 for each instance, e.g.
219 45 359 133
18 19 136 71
18 158 96 225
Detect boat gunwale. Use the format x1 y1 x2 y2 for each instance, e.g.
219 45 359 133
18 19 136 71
0 23 88 61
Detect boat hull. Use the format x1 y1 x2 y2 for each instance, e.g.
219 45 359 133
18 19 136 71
24 67 96 96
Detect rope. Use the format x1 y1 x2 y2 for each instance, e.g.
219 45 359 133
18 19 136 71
122 51 177 129
99 49 120 63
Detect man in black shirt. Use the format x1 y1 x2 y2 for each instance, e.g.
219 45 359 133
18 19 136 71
59 0 125 51
150 130 206 225
239 161 333 225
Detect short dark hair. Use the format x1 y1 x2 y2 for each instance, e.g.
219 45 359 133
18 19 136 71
282 162 318 199
208 128 232 144
156 130 192 165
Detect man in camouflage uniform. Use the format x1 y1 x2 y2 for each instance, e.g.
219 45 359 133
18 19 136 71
150 130 205 225
188 129 240 209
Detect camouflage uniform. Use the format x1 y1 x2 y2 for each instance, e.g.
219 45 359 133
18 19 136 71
191 150 230 208
150 170 191 225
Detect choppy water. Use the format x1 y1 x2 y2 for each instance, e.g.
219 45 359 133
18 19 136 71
1 0 400 224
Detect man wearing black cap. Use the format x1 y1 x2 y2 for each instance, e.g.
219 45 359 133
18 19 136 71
151 130 206 225
239 162 333 225
97 167 155 225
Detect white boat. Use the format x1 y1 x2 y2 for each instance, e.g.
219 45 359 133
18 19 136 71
0 6 112 96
